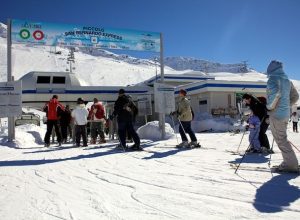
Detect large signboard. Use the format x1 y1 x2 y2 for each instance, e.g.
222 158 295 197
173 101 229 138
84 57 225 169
0 81 22 118
137 95 152 116
154 83 175 114
11 19 160 52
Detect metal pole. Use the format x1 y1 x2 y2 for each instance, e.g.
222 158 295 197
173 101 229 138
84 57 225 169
155 57 158 82
7 19 15 142
159 33 165 139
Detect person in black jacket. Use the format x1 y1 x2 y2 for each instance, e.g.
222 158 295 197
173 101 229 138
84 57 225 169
242 93 272 152
59 105 72 143
112 89 141 150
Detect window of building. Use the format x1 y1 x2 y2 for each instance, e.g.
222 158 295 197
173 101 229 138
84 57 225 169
37 76 51 84
52 76 66 84
199 100 207 105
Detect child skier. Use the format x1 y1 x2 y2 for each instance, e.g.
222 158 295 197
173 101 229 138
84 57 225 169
246 112 262 153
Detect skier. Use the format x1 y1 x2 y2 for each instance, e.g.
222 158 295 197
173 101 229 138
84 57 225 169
112 89 141 150
242 93 271 153
291 112 299 133
246 112 261 153
71 98 89 147
43 95 65 147
172 89 198 148
60 104 72 143
88 98 106 144
266 60 299 173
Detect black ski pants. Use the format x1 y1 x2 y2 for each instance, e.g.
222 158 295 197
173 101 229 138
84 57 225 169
259 119 270 149
75 125 88 146
117 120 140 147
293 122 298 132
44 120 62 144
179 121 197 142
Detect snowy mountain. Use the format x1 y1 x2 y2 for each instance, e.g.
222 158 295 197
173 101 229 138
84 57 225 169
164 56 249 73
0 22 6 38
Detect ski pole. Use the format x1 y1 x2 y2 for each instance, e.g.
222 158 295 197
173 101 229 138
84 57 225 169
178 119 189 141
234 127 260 174
268 138 275 167
169 114 179 144
236 128 246 153
289 141 300 153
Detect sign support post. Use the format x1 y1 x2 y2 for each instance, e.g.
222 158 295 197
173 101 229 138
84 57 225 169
7 19 15 142
159 33 166 139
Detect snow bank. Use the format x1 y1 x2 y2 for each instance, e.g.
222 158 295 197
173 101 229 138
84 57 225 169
137 121 175 141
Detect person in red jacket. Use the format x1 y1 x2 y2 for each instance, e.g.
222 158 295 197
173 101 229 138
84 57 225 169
43 95 65 147
88 98 106 144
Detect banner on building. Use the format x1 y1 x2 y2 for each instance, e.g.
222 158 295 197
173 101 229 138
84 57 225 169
11 19 160 52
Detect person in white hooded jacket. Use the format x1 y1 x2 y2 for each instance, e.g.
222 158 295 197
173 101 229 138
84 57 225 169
71 98 89 147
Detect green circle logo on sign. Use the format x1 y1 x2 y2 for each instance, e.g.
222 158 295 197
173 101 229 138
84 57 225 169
20 29 30 39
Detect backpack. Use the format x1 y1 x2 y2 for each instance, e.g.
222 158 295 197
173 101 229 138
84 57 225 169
128 99 138 117
191 107 194 120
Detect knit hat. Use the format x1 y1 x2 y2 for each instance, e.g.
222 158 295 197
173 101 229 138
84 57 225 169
179 89 187 96
118 89 125 94
267 60 283 74
77 97 84 104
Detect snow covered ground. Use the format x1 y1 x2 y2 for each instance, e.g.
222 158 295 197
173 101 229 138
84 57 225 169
0 21 300 219
0 115 300 220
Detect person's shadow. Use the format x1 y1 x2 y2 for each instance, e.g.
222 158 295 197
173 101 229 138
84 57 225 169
254 174 300 213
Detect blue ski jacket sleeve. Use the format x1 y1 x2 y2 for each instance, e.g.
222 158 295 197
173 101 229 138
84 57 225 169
266 68 291 120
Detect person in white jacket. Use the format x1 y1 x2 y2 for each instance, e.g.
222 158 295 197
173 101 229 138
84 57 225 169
291 112 299 133
71 98 89 147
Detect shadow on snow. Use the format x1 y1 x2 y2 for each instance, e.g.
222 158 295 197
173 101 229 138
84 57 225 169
254 174 300 213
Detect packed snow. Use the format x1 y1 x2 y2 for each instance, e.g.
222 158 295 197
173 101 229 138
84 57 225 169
0 112 300 219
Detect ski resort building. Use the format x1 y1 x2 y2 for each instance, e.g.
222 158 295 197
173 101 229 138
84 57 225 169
175 80 267 117
19 71 267 121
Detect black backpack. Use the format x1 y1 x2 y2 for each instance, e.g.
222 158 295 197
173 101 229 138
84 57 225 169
125 95 138 117
128 100 138 117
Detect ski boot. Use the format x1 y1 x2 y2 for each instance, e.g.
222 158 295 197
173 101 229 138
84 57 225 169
176 141 189 148
189 141 201 148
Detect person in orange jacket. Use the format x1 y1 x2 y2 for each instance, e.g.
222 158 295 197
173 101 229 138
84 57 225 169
43 95 65 147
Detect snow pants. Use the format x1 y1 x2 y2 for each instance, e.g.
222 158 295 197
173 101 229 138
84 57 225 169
75 125 87 146
249 127 261 150
44 120 62 144
259 118 270 149
270 117 299 169
117 120 140 147
90 121 105 140
179 121 197 142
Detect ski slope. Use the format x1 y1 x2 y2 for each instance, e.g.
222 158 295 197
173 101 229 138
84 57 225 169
0 120 299 220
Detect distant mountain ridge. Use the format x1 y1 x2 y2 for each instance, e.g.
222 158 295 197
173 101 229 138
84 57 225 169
164 57 249 73
0 23 7 38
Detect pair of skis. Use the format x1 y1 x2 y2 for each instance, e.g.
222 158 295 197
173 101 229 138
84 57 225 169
176 143 201 149
229 163 300 174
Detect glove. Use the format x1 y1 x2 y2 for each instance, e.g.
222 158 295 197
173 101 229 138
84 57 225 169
170 111 177 116
245 125 249 131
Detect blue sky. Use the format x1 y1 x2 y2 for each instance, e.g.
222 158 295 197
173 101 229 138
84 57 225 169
1 0 300 80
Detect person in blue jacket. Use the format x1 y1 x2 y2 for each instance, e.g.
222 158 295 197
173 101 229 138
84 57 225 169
266 60 299 172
